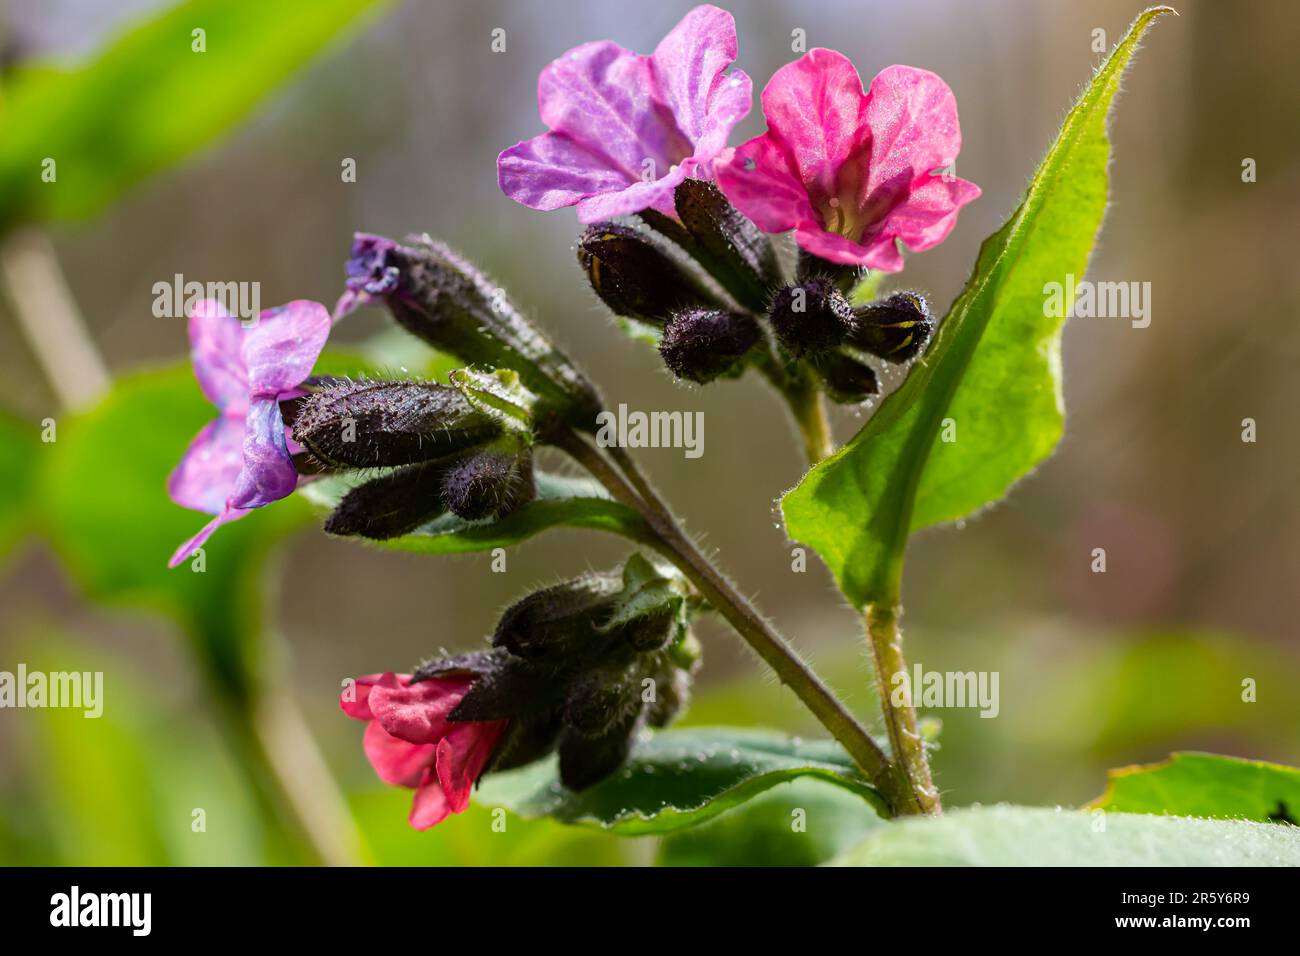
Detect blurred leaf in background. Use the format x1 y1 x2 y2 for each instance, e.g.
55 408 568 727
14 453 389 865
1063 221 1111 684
0 0 390 229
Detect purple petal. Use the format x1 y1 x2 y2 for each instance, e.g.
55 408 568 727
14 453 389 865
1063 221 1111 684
168 507 245 568
241 300 331 396
228 397 298 510
167 413 247 514
650 5 751 161
498 132 633 212
574 163 690 223
537 40 690 183
187 299 247 410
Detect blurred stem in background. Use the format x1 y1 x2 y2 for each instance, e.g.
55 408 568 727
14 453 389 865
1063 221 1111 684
0 229 364 864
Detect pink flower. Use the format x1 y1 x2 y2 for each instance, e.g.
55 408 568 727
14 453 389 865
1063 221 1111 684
167 299 331 567
341 672 508 830
497 4 751 223
716 50 980 271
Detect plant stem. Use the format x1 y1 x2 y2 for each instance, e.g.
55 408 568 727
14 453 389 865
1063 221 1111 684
753 349 834 465
550 426 895 797
864 604 941 816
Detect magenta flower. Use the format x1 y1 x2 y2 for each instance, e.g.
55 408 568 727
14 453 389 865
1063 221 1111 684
497 4 751 223
715 50 980 271
341 672 508 830
167 299 331 568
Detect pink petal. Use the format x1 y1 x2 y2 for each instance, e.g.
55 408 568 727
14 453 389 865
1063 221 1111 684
226 397 297 510
167 413 247 515
758 49 871 202
574 162 690 223
168 506 245 568
241 300 331 397
538 40 690 183
409 768 453 830
340 672 407 721
498 132 632 212
874 174 982 254
187 299 247 410
368 676 473 745
435 720 508 814
793 224 905 271
650 5 752 160
363 719 436 788
863 65 965 199
715 138 816 234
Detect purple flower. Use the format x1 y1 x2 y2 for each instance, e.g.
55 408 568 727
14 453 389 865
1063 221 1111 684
167 299 331 568
497 4 752 223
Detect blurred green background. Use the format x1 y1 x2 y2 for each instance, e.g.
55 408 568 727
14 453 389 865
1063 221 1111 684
0 0 1296 865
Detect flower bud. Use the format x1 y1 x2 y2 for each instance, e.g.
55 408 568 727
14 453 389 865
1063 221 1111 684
323 459 451 539
492 572 623 663
847 292 934 363
796 249 865 295
342 233 602 431
767 278 854 358
810 351 880 404
577 223 723 325
659 307 762 384
292 379 499 468
668 179 782 313
440 441 535 521
558 703 644 791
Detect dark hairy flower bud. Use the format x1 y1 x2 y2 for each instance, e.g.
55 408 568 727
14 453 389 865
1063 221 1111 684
343 233 602 431
492 572 623 663
558 704 645 791
577 223 724 325
639 179 781 314
847 291 934 363
293 379 499 468
324 459 452 539
767 278 854 358
796 249 865 295
811 350 880 404
659 307 761 384
440 441 535 521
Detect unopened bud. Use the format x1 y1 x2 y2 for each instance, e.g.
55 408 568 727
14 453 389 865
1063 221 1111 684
768 278 854 357
811 351 880 404
342 233 602 430
669 179 782 313
577 223 723 325
659 308 761 384
293 380 499 468
492 572 622 663
440 442 535 521
848 292 933 362
324 460 452 539
796 249 865 295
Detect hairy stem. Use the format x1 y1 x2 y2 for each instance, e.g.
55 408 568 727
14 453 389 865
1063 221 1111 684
864 604 941 816
753 349 834 465
550 426 896 798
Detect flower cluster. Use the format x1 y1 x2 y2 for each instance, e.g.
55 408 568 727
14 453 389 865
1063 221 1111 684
165 3 981 830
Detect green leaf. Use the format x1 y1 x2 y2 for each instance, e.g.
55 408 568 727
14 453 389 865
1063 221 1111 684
1090 753 1300 823
477 728 888 835
300 471 654 554
830 805 1300 866
783 8 1175 608
599 553 688 632
0 0 388 227
656 778 884 866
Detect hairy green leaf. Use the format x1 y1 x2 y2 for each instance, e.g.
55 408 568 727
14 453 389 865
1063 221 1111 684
477 728 887 835
831 805 1300 866
783 8 1175 607
1091 753 1300 823
0 0 387 227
